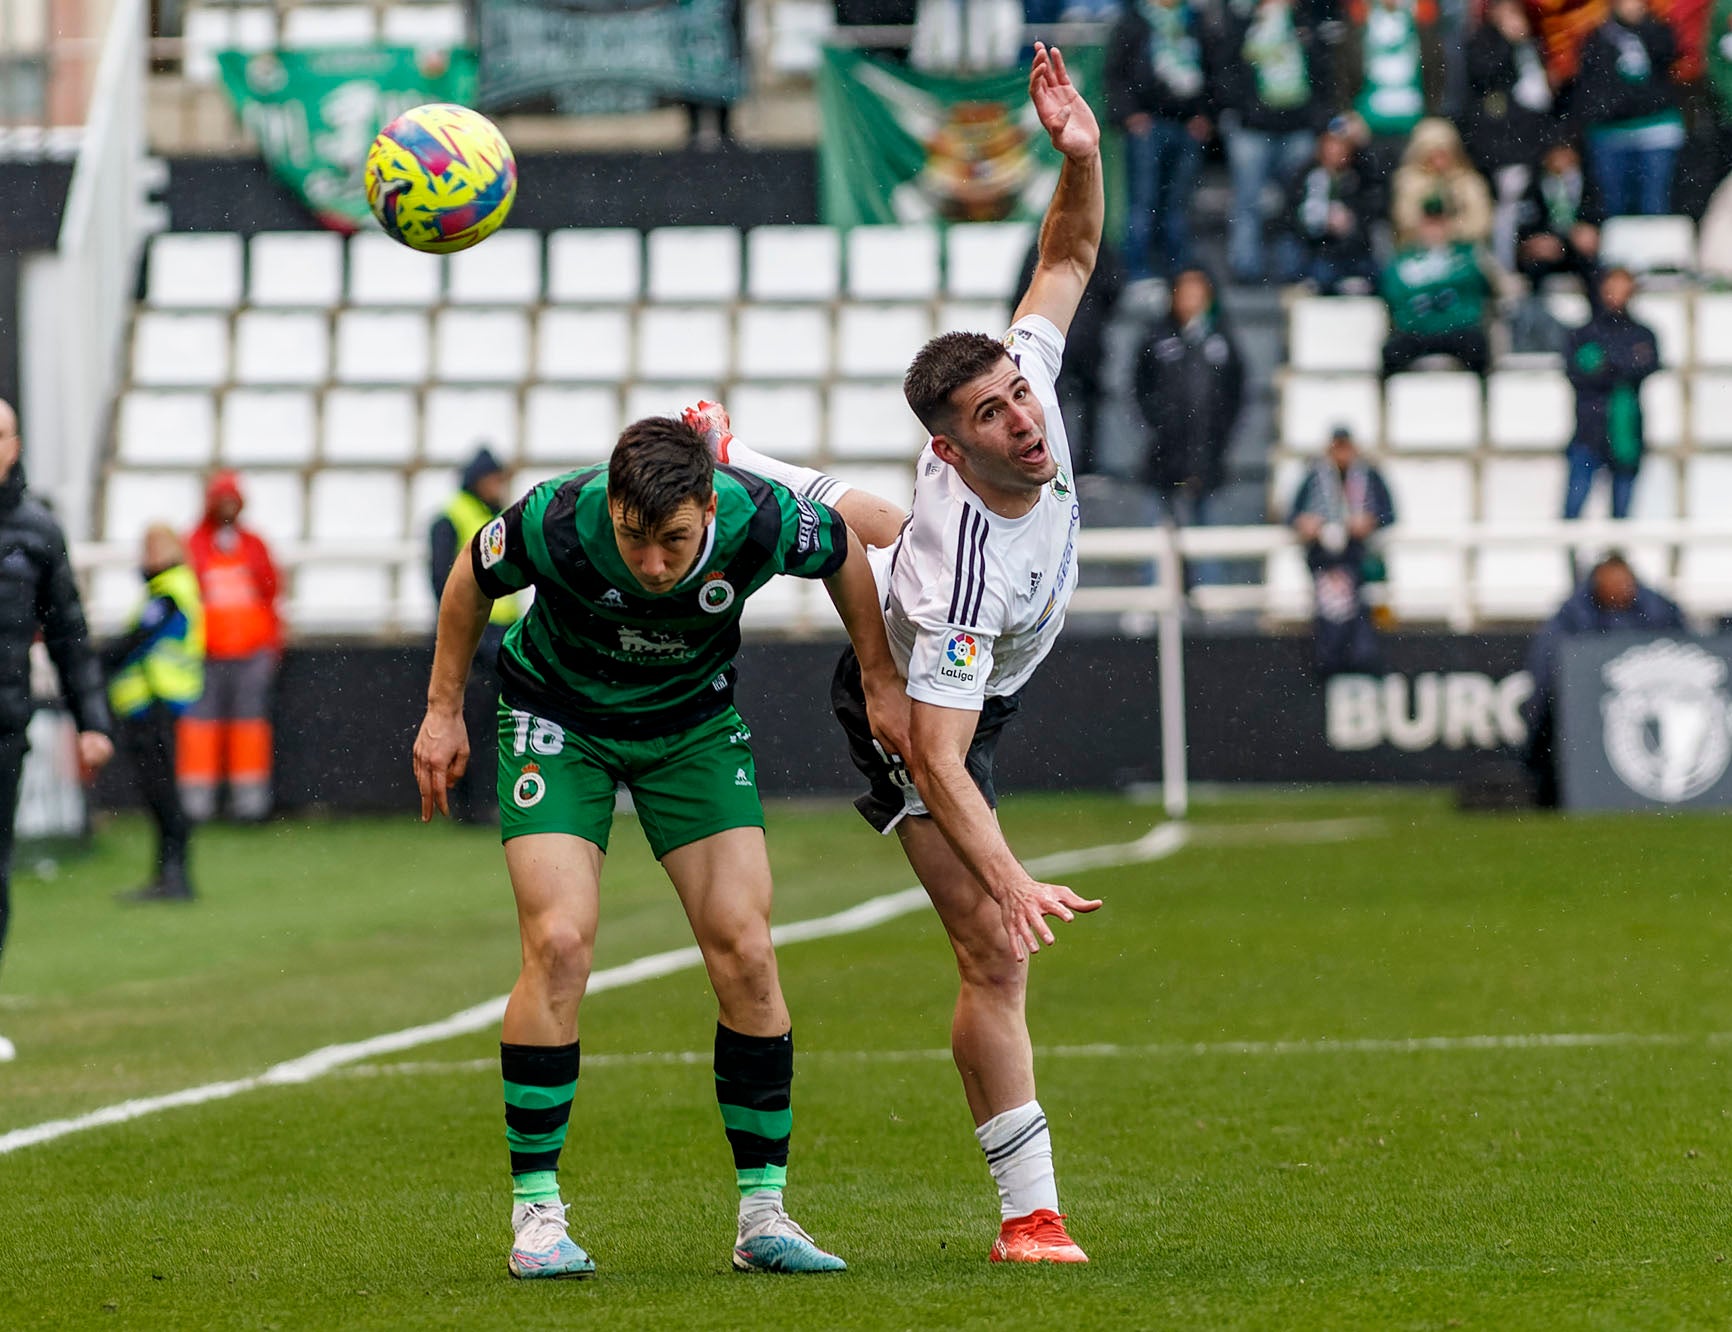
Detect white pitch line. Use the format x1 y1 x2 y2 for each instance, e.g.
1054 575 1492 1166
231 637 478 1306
0 820 1195 1158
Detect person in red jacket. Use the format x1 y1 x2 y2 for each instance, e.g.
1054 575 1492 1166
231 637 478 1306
180 472 281 821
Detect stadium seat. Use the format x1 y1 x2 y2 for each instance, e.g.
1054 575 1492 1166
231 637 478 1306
509 467 568 501
1569 454 1678 521
89 565 143 629
103 470 203 544
836 303 935 378
624 383 719 422
281 5 377 47
1287 296 1387 373
1486 370 1571 451
522 386 621 463
290 563 396 631
235 470 306 545
1689 371 1732 446
828 383 924 458
935 301 1010 336
249 232 343 308
1278 373 1380 451
536 307 633 382
1678 544 1732 614
146 233 243 310
1693 291 1732 367
646 226 741 302
1264 545 1313 619
220 389 317 466
765 0 835 75
232 310 330 386
321 389 418 464
1684 454 1732 518
446 231 542 306
335 310 430 384
182 7 275 84
1266 456 1307 521
946 222 1035 300
1382 457 1475 529
348 233 443 306
1386 372 1482 451
739 573 809 631
1386 545 1467 622
846 225 940 301
727 384 823 460
408 466 454 532
433 308 531 383
735 306 832 380
830 461 916 512
546 229 641 304
117 391 216 467
1642 371 1684 450
379 3 466 46
422 386 519 465
308 469 407 547
1629 291 1690 368
745 226 841 302
1599 215 1696 273
1480 455 1565 525
635 306 732 380
1473 546 1572 619
131 312 230 387
1543 289 1591 330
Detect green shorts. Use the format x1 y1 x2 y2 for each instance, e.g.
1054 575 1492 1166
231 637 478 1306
496 703 764 859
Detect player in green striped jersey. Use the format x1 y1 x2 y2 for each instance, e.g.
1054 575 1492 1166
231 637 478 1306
412 416 908 1279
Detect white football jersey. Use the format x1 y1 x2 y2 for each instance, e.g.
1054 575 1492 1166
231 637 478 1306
872 314 1080 712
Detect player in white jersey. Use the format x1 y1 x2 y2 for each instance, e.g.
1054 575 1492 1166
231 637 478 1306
687 42 1104 1264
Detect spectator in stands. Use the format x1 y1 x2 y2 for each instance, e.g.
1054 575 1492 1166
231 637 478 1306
1134 268 1246 543
1390 117 1494 246
104 525 204 903
1288 119 1383 292
179 473 280 824
1461 0 1558 266
1563 266 1659 519
1708 0 1732 173
1521 552 1683 805
1509 138 1602 351
1289 425 1397 676
1352 0 1429 177
1107 0 1213 280
1380 196 1500 376
1016 236 1126 475
0 398 113 1060
1212 0 1324 282
1573 0 1684 216
429 448 521 824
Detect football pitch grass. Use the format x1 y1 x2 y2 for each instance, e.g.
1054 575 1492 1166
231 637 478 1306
1 791 1730 1329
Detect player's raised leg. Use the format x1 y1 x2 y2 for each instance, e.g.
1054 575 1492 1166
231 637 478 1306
661 826 846 1274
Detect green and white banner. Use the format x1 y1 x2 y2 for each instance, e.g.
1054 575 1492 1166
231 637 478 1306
217 48 478 232
817 46 1114 227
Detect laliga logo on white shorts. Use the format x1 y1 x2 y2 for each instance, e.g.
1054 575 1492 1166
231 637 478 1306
1601 640 1732 803
513 762 547 808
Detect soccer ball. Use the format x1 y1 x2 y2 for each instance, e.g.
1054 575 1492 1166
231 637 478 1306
364 103 517 254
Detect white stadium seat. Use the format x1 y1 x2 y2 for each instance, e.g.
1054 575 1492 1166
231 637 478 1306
379 3 466 47
1693 292 1732 367
308 469 407 547
1486 371 1571 451
1287 296 1387 373
624 383 719 422
1685 455 1732 519
434 308 531 383
1264 545 1313 619
536 307 633 382
522 386 621 464
1278 373 1380 451
422 387 519 465
735 306 832 380
290 564 395 630
249 232 343 309
745 226 841 302
509 468 568 502
1599 215 1696 273
1386 545 1467 621
846 225 940 300
635 306 731 380
1689 371 1732 446
935 301 1009 336
546 229 641 304
1678 545 1732 615
321 389 418 464
1642 370 1684 450
1267 456 1306 521
348 233 443 306
220 389 317 466
1386 373 1482 451
1629 292 1690 368
836 303 934 378
1568 454 1677 521
117 391 216 467
446 231 541 305
830 462 915 513
1383 457 1474 529
1480 455 1565 525
335 310 430 384
182 8 275 84
409 467 456 538
738 573 809 631
147 233 243 310
646 226 741 302
1474 547 1572 619
103 471 203 544
232 310 329 386
765 0 835 75
946 221 1034 300
281 5 377 47
132 312 229 387
828 383 924 458
727 385 823 461
236 471 307 545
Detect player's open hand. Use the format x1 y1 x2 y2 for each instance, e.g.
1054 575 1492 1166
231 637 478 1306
76 730 113 775
412 707 470 822
1000 873 1103 962
1029 43 1099 163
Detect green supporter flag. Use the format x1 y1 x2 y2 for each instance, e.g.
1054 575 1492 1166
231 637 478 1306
216 47 478 232
817 46 1119 230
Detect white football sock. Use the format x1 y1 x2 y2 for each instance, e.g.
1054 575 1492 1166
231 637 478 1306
723 441 853 507
738 1187 784 1226
974 1100 1059 1220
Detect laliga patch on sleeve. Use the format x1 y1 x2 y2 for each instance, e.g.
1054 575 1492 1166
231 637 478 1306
934 630 983 689
479 516 507 570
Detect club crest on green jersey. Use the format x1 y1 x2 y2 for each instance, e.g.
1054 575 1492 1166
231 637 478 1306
513 762 547 808
700 572 736 614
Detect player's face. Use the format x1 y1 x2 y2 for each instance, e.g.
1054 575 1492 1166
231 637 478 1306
941 357 1055 495
608 494 717 595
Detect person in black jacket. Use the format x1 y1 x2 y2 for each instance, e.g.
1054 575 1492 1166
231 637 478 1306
1573 0 1684 215
1461 0 1559 265
1515 138 1603 283
0 398 114 1060
1563 266 1659 519
1288 121 1383 291
1015 236 1125 475
1107 0 1213 279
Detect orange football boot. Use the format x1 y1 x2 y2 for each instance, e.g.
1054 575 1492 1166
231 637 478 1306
989 1210 1089 1264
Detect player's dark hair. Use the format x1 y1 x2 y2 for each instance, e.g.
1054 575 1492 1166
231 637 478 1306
903 331 1013 437
608 416 715 531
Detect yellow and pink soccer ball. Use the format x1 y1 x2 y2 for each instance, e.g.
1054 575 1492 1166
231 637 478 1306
364 103 517 254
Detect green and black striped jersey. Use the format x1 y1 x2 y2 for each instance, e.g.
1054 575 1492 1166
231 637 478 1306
469 464 848 738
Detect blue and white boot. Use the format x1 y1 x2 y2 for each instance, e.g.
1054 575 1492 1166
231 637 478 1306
508 1200 595 1279
732 1193 846 1273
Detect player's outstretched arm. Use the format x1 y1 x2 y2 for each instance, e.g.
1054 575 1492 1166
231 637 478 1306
905 699 1101 961
413 545 491 821
1012 42 1103 340
824 528 912 759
